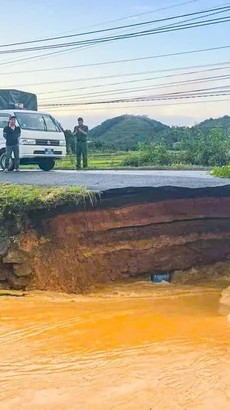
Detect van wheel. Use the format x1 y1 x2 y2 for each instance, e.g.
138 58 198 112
38 158 55 171
0 152 15 171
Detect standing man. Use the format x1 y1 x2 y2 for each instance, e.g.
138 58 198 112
3 116 21 172
73 117 89 169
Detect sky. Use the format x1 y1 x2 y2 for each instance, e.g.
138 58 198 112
0 0 230 129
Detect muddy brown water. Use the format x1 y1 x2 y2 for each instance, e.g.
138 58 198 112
1 281 230 410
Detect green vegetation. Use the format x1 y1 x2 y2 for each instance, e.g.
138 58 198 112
53 152 208 170
212 165 230 178
179 128 229 167
197 115 230 131
61 114 230 173
88 114 170 151
77 114 230 152
122 144 175 167
121 128 230 168
54 152 127 169
0 184 95 229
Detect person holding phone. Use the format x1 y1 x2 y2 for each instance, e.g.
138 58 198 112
3 116 21 172
73 117 89 170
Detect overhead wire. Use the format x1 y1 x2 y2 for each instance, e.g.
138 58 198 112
22 0 200 38
0 4 227 48
1 2 229 117
3 61 230 95
36 61 230 96
39 82 230 105
2 44 230 76
41 97 230 112
38 84 230 107
1 10 230 55
38 66 230 102
0 0 200 68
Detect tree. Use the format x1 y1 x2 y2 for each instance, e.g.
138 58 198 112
64 130 76 154
180 127 230 166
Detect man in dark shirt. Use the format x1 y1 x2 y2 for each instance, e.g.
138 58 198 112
3 116 21 172
73 117 89 169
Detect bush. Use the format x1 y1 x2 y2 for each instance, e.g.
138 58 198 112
179 128 230 166
212 164 230 178
122 152 141 167
64 130 76 154
122 144 174 167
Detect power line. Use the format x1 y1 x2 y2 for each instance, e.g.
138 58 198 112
3 44 230 77
39 92 230 106
0 7 219 69
39 69 230 102
39 82 230 105
1 4 226 49
0 44 95 68
37 61 230 96
38 0 200 37
1 14 230 55
0 0 200 68
39 85 230 107
40 97 230 112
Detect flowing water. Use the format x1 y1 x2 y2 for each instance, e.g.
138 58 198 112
1 281 230 410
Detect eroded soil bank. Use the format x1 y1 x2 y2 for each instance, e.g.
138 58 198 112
2 185 230 292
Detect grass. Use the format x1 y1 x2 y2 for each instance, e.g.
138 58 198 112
55 152 126 170
55 153 210 171
212 164 230 178
46 153 208 171
0 183 95 229
20 152 126 170
20 152 209 171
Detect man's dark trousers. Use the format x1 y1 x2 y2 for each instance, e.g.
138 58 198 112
76 141 88 169
5 144 20 169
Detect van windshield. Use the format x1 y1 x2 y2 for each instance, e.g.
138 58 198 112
14 112 61 132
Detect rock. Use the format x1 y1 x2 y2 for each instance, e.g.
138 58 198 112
172 268 199 284
220 286 230 307
0 271 7 281
6 272 29 290
13 264 32 277
0 262 11 281
3 249 25 264
0 239 10 256
158 280 171 286
0 282 9 290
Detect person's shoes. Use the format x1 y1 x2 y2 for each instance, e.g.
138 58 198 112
3 168 8 173
76 166 81 170
15 169 20 172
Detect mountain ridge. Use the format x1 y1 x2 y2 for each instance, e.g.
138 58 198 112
88 114 230 150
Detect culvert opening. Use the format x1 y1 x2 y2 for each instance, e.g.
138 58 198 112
150 272 172 283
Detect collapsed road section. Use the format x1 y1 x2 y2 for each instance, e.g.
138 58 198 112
1 185 230 293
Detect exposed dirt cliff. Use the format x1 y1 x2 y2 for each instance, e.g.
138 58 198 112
1 186 230 293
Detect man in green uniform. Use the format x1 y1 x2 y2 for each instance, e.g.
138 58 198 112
73 117 89 169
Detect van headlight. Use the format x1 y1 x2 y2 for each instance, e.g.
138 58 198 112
20 138 36 145
59 140 66 146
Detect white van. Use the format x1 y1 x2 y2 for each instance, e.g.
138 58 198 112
0 109 66 171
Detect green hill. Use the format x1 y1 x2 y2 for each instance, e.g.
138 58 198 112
88 114 230 151
89 115 171 150
193 115 230 132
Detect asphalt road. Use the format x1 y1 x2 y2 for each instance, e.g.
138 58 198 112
0 169 229 190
